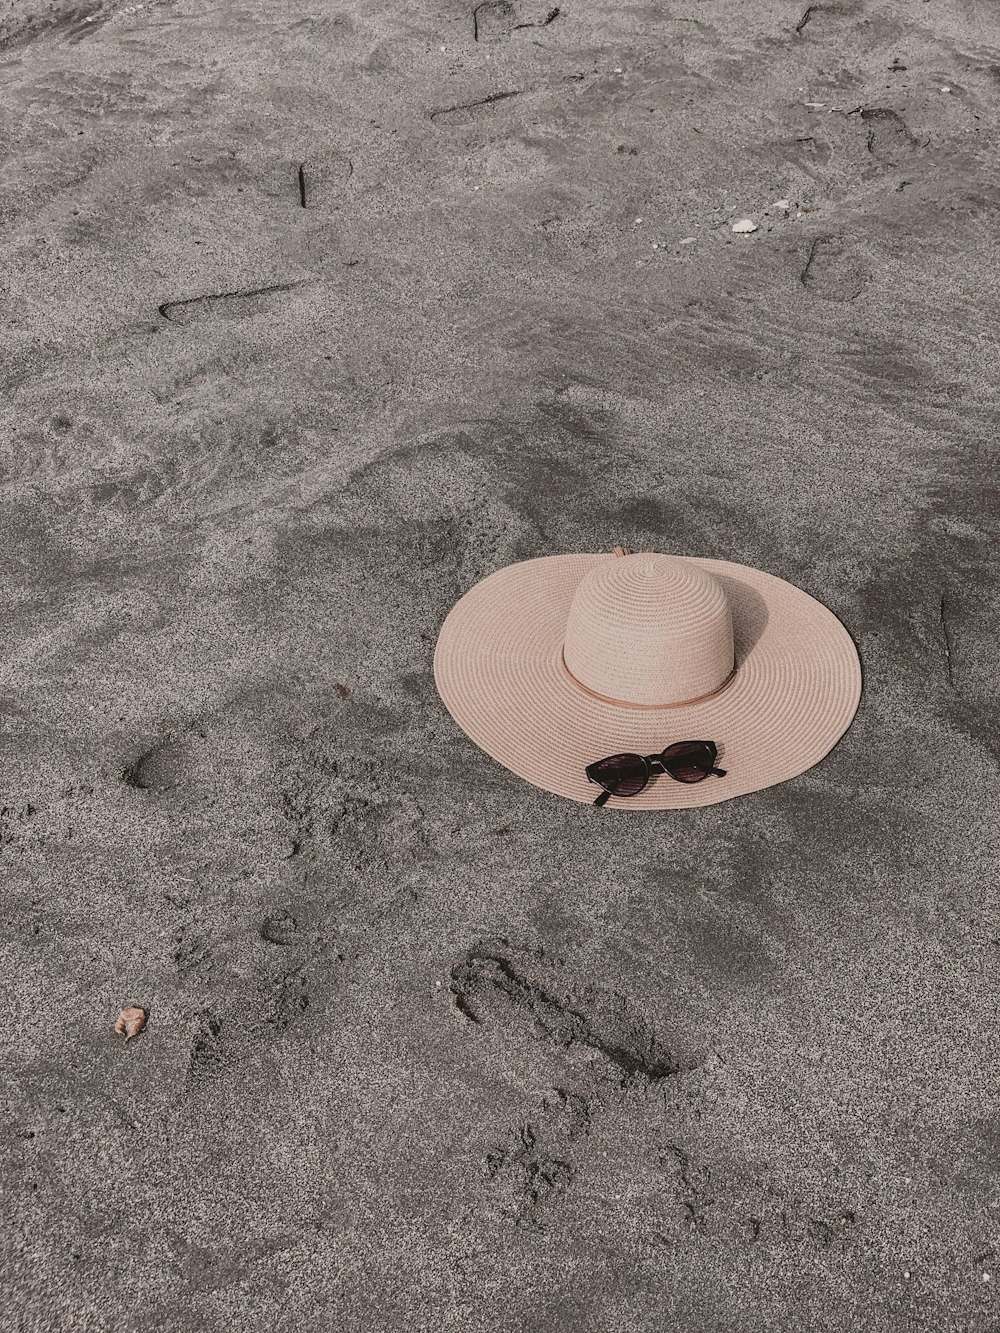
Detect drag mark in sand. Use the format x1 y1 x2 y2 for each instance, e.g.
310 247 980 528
801 237 824 288
0 3 107 49
157 279 308 325
429 89 523 123
450 941 679 1082
515 6 561 30
940 593 956 689
795 5 816 33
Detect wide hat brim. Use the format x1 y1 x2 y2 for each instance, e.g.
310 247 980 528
433 554 862 809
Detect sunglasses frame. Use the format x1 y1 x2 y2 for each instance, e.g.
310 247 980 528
585 740 726 806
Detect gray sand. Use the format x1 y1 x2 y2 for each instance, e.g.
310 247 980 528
2 1 999 1329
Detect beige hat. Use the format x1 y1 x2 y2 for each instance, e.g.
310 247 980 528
433 549 862 808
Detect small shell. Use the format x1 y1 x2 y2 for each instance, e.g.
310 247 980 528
114 1006 147 1041
731 218 758 234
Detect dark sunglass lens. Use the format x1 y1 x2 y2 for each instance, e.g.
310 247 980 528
661 741 714 784
590 753 648 798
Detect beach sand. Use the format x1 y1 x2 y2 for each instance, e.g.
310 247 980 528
2 1 999 1328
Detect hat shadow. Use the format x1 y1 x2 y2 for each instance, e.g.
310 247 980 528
705 577 769 767
716 574 770 668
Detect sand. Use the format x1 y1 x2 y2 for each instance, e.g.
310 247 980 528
1 0 999 1329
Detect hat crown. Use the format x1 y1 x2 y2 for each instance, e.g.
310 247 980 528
563 553 734 706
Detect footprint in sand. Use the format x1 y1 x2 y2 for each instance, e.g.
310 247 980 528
801 235 869 302
473 1 516 42
483 1088 591 1230
450 939 680 1083
122 729 209 793
860 107 922 166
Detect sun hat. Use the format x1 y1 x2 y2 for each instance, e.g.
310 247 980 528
433 548 862 808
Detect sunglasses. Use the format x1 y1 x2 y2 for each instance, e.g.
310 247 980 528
585 741 726 806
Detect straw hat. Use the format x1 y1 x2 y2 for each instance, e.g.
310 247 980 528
433 549 862 808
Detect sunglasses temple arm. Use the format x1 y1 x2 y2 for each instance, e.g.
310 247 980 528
593 788 612 807
711 766 727 778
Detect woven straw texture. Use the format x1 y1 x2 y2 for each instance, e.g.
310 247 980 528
433 552 862 809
